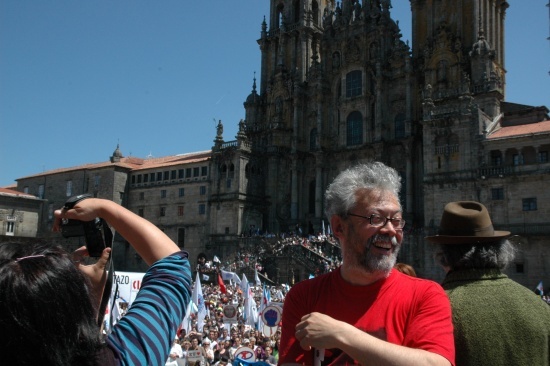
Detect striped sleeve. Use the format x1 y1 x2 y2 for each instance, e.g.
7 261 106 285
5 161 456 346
107 251 192 366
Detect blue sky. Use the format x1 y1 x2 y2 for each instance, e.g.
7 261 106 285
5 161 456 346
1 1 549 187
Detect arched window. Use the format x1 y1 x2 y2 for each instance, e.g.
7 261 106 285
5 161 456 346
229 163 235 178
221 164 227 179
277 4 285 28
490 150 502 166
312 0 319 26
293 0 300 23
346 111 363 146
346 70 362 98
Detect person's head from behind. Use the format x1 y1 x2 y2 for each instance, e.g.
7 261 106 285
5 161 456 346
324 162 404 276
394 262 417 277
0 241 102 366
426 201 514 272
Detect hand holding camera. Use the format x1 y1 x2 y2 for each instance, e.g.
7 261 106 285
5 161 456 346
56 194 113 257
54 195 114 321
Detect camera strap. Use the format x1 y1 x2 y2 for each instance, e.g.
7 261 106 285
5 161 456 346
97 219 115 328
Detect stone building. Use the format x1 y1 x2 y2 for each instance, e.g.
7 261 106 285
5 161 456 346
0 187 44 238
8 0 550 290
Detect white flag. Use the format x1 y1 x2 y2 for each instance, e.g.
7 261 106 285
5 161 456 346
213 255 221 263
221 269 241 284
246 284 258 326
255 267 261 286
241 273 251 323
241 273 249 294
537 281 544 295
274 289 284 300
180 299 197 335
192 272 207 332
112 298 123 326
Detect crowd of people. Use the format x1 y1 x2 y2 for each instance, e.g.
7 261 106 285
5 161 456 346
194 231 344 288
166 279 285 366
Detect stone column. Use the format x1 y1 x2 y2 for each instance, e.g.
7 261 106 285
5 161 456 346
291 84 301 220
300 32 310 82
375 62 382 141
315 157 323 218
405 58 412 136
405 141 414 214
291 159 298 220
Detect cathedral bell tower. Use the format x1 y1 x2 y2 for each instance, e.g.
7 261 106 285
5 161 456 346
411 0 508 119
246 0 332 233
415 0 510 225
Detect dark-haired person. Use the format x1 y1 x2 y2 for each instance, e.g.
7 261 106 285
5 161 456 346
0 198 192 366
427 201 550 366
393 262 417 277
279 162 454 366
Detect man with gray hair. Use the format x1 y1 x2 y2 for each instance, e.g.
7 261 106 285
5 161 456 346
279 162 455 366
427 200 550 366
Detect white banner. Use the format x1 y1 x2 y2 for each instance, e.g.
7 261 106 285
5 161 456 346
112 271 146 306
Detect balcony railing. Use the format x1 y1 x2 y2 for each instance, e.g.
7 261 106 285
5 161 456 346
479 162 550 178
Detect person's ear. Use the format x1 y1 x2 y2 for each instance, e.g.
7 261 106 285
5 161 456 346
330 215 346 240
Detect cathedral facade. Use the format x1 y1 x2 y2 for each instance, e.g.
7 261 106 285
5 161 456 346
7 0 550 288
212 0 550 284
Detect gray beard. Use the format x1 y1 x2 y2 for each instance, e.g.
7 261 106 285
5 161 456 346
360 234 401 274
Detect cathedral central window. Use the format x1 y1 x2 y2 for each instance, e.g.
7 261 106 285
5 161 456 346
346 70 362 98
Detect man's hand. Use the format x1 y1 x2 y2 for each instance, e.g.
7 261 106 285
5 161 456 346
294 312 452 366
295 312 351 351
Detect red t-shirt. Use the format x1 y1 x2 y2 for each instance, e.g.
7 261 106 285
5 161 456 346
279 268 455 365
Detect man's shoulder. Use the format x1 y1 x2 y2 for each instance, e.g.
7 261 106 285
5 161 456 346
388 270 446 297
390 269 440 285
291 269 338 289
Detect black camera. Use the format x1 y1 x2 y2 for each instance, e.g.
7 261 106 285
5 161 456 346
60 194 113 257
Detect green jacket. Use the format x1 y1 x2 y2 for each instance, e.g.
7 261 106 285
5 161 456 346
442 269 550 366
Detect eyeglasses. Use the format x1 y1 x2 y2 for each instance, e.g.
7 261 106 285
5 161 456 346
347 212 405 229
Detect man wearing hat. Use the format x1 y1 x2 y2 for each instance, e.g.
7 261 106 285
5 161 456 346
427 201 550 366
